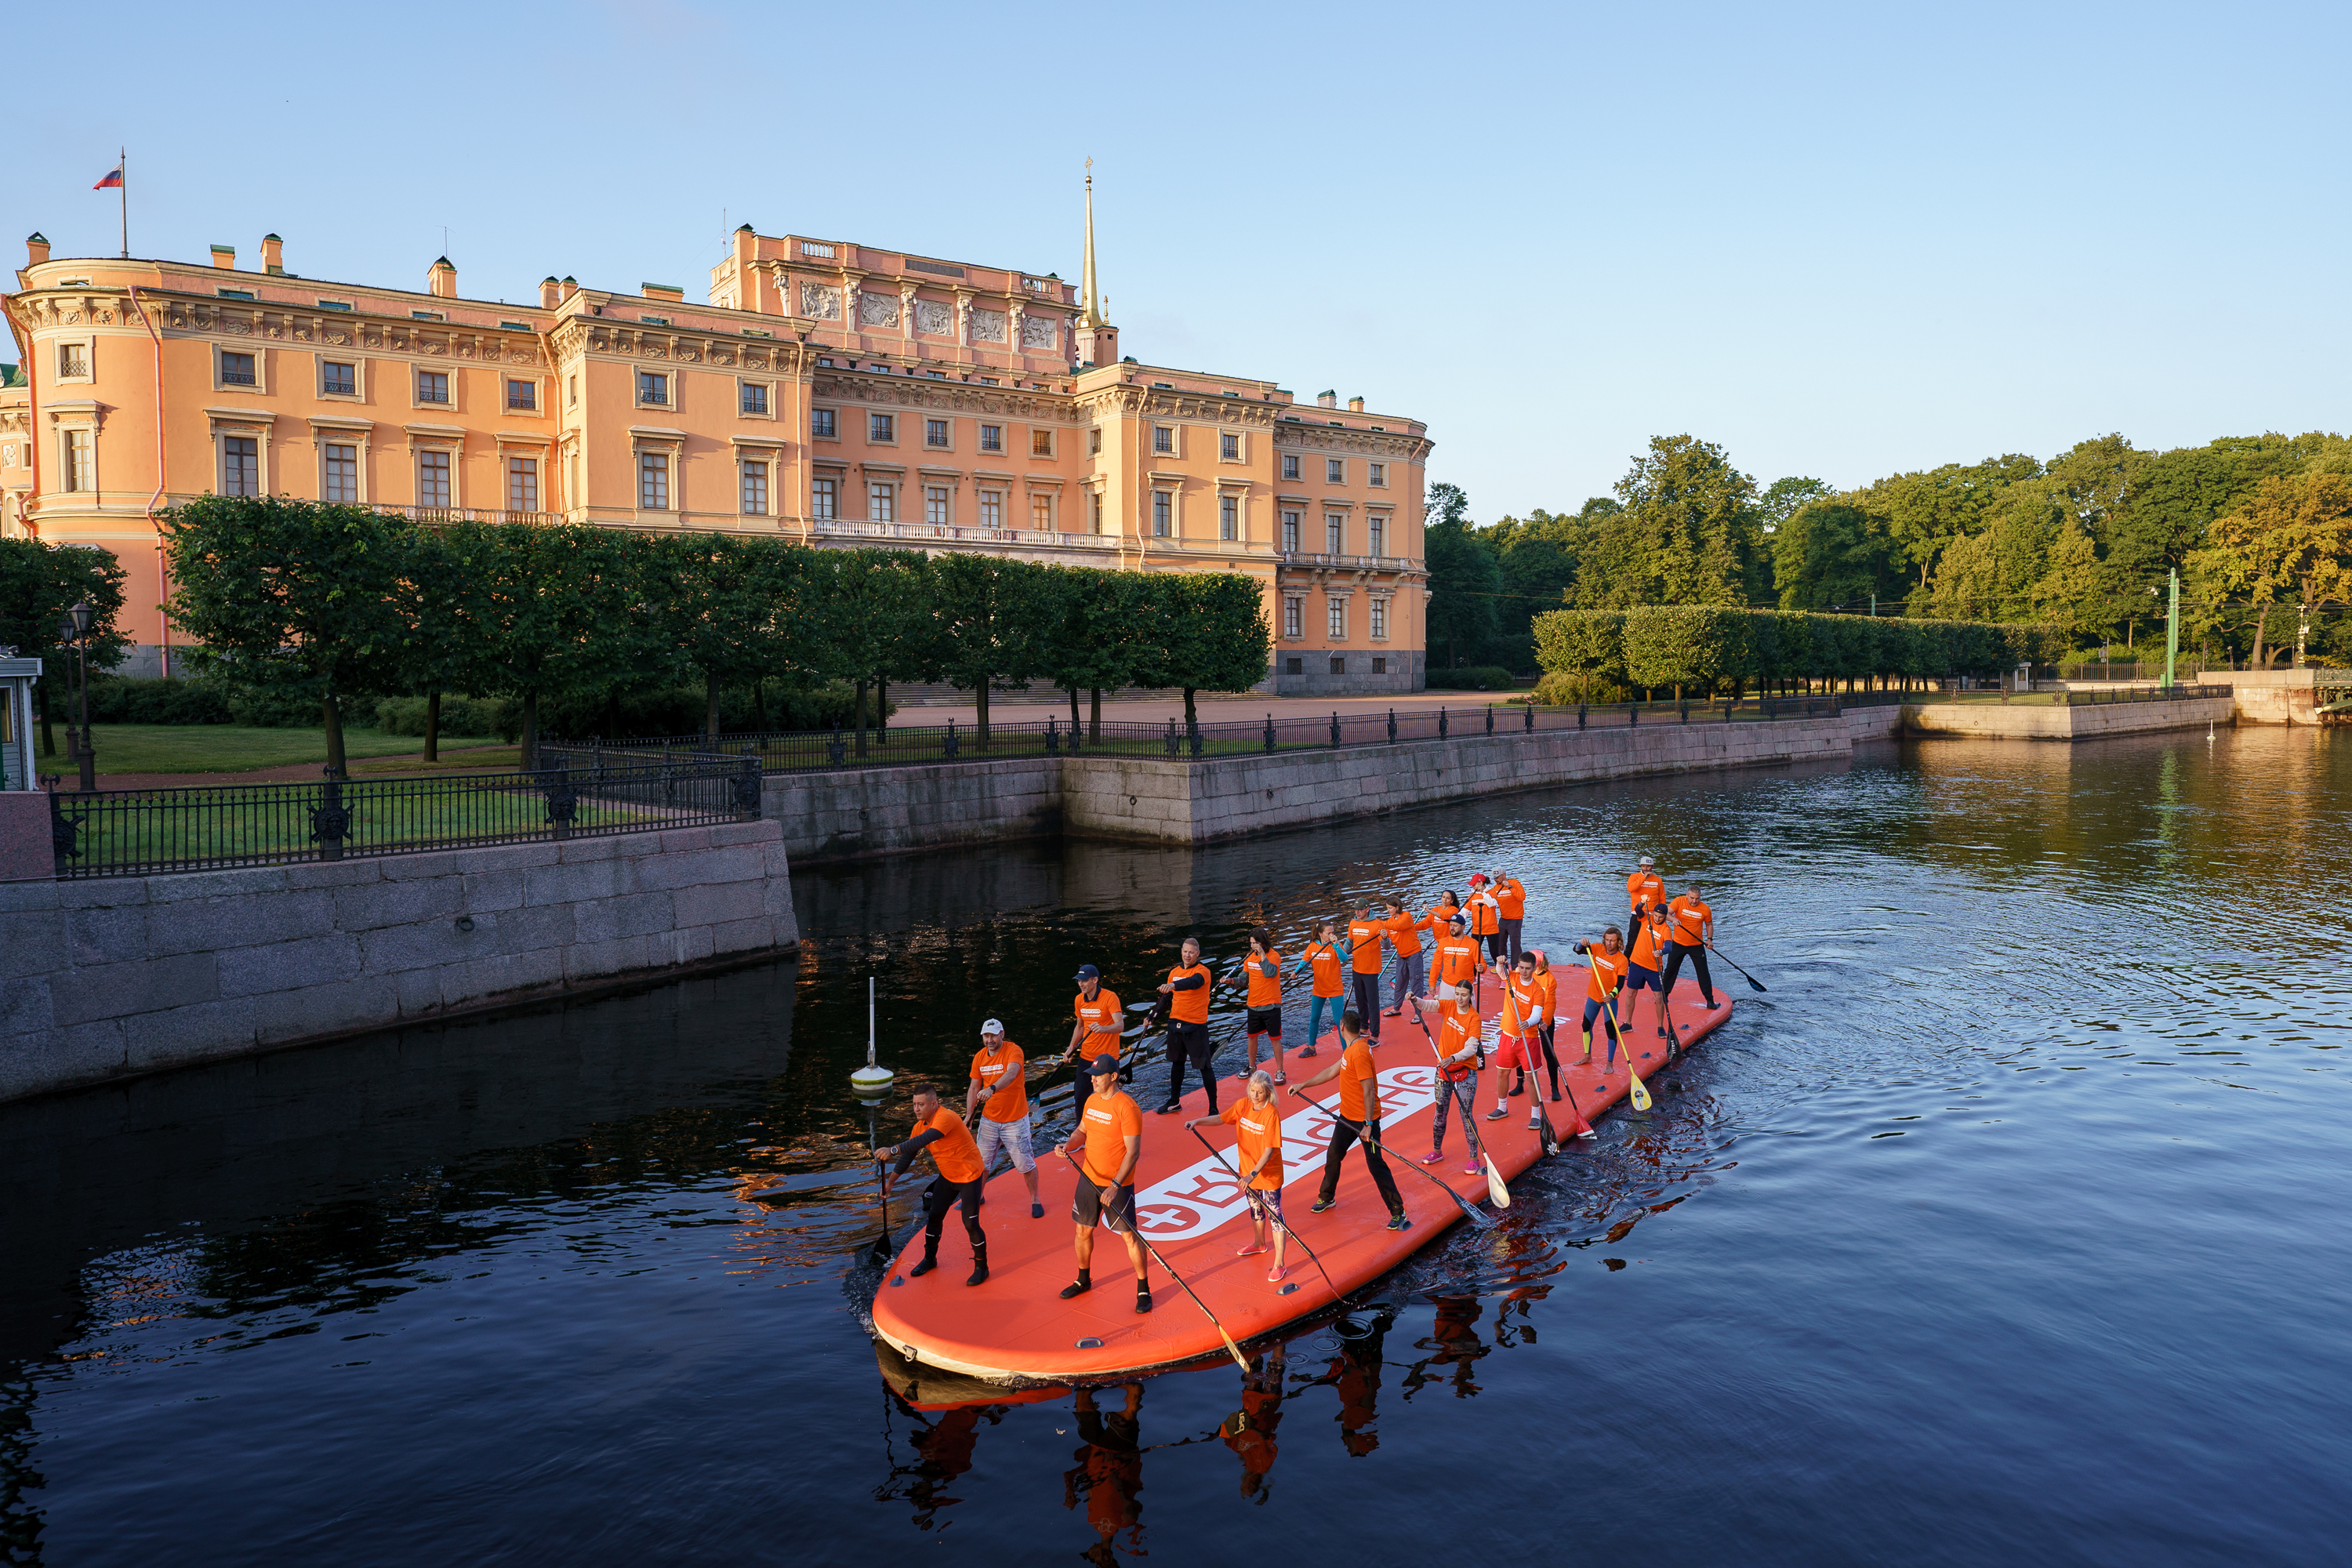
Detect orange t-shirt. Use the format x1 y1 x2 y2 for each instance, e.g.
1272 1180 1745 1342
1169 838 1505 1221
1305 941 1344 999
970 1039 1028 1122
1432 935 1480 993
1347 918 1385 975
1669 895 1711 948
1535 966 1559 1022
1434 1006 1479 1080
1420 904 1457 944
914 1106 985 1185
1384 910 1422 958
1079 1090 1142 1186
1073 986 1124 1047
1627 870 1664 918
1501 973 1543 1035
1468 890 1499 935
1580 947 1630 1003
1630 918 1667 970
1337 1033 1382 1121
1244 951 1283 1007
1493 878 1526 920
1167 963 1212 1024
1221 1096 1283 1189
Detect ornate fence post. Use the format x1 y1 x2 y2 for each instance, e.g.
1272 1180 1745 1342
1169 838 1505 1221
1439 706 1448 739
1629 703 1639 727
736 748 763 822
1264 713 1276 754
48 786 84 871
1577 702 1588 731
1047 716 1061 756
310 765 350 862
828 724 847 767
1330 712 1341 748
1387 708 1396 743
945 718 960 760
541 764 577 841
1679 698 1690 724
1485 705 1495 735
1165 717 1180 759
1524 702 1534 733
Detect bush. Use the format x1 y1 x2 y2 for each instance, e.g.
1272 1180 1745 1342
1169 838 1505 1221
532 681 898 742
86 675 236 725
1425 666 1523 691
372 695 507 737
226 684 336 728
1532 670 1635 706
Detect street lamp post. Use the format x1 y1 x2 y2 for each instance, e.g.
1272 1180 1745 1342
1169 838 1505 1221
57 601 95 792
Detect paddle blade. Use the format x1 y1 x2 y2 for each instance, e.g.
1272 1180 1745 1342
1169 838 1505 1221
1628 1068 1653 1112
1483 1153 1510 1208
1745 974 1768 993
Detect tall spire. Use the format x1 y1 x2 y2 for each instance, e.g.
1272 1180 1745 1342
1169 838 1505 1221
1080 157 1106 328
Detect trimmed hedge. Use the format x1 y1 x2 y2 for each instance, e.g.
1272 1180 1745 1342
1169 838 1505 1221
1534 607 2064 692
85 676 237 726
1425 666 1524 691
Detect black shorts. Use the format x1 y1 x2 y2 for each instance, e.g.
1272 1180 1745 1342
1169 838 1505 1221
1169 1019 1212 1062
1073 1177 1137 1234
1625 963 1661 993
1246 1006 1283 1036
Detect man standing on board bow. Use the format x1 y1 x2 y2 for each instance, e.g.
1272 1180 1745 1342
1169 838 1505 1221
875 1079 992 1287
1060 1053 1152 1313
1627 856 1665 950
1660 881 1723 1011
966 1018 1044 1218
1156 937 1218 1115
1063 964 1125 1071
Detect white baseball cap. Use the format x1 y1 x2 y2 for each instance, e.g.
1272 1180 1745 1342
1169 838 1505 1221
980 1018 1004 1036
1639 855 1654 866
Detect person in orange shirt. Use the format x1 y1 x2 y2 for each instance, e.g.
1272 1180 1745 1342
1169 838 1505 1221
1626 857 1665 947
1060 1052 1152 1312
1345 904 1388 1043
1238 928 1289 1085
1465 874 1504 966
1486 953 1548 1123
966 1019 1044 1219
1291 920 1346 1058
1155 937 1218 1116
1188 1067 1289 1284
1411 987 1488 1174
875 1079 992 1287
1063 964 1127 1071
1428 912 1484 1012
1380 898 1425 1017
1624 903 1674 1040
1570 928 1632 1066
1661 881 1722 1009
1529 948 1563 1101
1488 869 1528 967
1292 1007 1409 1229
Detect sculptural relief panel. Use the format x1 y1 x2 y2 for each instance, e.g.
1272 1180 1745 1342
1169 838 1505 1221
1019 314 1060 350
914 300 954 337
858 291 899 328
971 309 1007 343
800 284 842 321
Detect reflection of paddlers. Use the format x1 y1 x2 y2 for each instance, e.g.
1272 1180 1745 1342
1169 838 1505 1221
1661 882 1722 1010
874 1080 992 1287
1155 937 1217 1115
1066 1384 1145 1555
1058 1054 1152 1312
1290 1007 1409 1229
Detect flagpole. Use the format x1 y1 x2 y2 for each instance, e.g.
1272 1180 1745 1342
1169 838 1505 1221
119 147 128 258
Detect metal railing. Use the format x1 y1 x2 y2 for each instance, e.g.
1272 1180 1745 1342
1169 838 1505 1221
372 503 564 527
45 754 760 880
1836 682 2234 708
541 696 1855 778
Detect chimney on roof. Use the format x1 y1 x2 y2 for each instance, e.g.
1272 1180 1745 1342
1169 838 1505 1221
1348 396 1364 412
540 275 561 309
560 276 578 303
209 244 236 270
428 256 457 298
25 234 49 267
260 234 284 274
1316 390 1337 408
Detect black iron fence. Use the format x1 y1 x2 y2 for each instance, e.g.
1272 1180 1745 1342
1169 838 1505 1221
539 695 1860 778
47 754 760 880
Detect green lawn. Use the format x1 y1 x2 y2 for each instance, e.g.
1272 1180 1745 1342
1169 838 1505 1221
49 724 514 777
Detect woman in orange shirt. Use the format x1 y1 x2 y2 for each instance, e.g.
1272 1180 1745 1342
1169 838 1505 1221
1381 898 1425 1018
1240 928 1288 1084
1530 949 1563 1101
1291 920 1345 1058
1489 869 1527 967
1570 928 1632 1067
1187 1068 1288 1284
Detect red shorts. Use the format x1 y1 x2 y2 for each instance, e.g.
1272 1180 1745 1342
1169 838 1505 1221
1494 1032 1538 1072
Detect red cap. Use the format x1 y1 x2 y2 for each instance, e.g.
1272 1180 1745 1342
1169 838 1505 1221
1468 873 1487 886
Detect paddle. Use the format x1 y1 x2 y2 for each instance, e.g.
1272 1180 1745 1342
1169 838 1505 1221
1583 949 1650 1112
866 1124 901 1266
1558 1073 1596 1139
1289 1085 1495 1231
1407 999 1511 1210
1505 985 1560 1156
1058 1150 1250 1373
1706 941 1769 993
1186 1124 1342 1300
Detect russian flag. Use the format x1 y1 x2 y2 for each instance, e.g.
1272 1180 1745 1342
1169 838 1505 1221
93 164 123 190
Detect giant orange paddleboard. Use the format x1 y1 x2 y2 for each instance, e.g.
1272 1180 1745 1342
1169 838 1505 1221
869 975 1730 1382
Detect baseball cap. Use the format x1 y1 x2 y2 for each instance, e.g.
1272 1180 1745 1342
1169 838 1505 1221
1468 873 1488 886
980 1018 1004 1036
1639 855 1654 866
1448 913 1468 930
1073 964 1100 982
1088 1053 1122 1076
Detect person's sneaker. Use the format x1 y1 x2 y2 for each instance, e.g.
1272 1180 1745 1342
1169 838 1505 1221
909 1257 938 1278
1155 1101 1181 1115
1484 1108 1508 1120
1463 1161 1483 1175
1705 1000 1721 1010
1419 1149 1446 1165
1060 1276 1092 1299
1657 1026 1668 1036
1549 1089 1563 1102
1309 1196 1337 1214
1385 1213 1412 1231
1134 1283 1153 1314
1298 1045 1318 1058
1273 1071 1288 1085
1381 1007 1403 1017
1030 1202 1045 1219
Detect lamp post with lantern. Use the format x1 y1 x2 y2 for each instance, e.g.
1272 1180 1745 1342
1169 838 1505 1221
56 601 95 792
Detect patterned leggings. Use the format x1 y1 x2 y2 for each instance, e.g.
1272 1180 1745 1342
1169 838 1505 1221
1426 1072 1485 1157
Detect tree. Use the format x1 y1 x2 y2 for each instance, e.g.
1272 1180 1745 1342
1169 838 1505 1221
160 496 412 775
811 547 931 752
452 521 648 769
1530 608 1622 703
1157 572 1272 727
2209 474 2352 667
651 534 804 741
1033 564 1143 737
920 554 1047 746
0 537 130 757
1423 482 1501 669
1758 476 1833 535
1611 435 1766 606
1860 453 2040 597
1774 499 1903 611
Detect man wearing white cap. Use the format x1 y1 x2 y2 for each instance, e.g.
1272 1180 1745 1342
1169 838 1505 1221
1626 856 1665 950
967 1019 1044 1218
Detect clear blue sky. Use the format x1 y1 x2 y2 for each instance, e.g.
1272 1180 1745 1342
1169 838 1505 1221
8 1 2346 521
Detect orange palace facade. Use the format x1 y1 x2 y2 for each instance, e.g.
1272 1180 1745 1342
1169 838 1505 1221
0 203 1432 696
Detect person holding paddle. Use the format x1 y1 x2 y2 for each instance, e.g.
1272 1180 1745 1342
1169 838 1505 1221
1626 856 1665 949
1380 897 1425 1018
1411 989 1489 1175
1345 905 1388 1042
1465 874 1503 965
1428 909 1483 1012
1063 964 1125 1068
1156 937 1218 1116
1293 921 1345 1058
874 1079 992 1287
1293 1008 1410 1229
1486 953 1548 1123
1530 949 1563 1101
1660 882 1723 1011
1490 869 1527 967
1570 928 1632 1065
1186 1069 1290 1284
1625 904 1673 1038
1238 929 1289 1085
966 1019 1044 1219
1060 1053 1152 1312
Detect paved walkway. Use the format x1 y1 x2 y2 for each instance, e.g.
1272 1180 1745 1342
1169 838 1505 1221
880 690 1526 729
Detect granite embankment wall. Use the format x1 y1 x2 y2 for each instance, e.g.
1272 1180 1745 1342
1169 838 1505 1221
770 708 1904 862
1899 695 2237 740
0 821 800 1105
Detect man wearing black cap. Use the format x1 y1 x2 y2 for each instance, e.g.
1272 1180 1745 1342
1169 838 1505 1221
1060 1053 1152 1312
1065 964 1126 1074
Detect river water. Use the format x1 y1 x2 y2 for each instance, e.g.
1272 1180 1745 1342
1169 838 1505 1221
3 728 2347 1566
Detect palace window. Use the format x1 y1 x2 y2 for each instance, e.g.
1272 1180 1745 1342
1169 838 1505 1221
1327 597 1347 640
1090 491 1103 532
1032 494 1053 530
869 481 895 522
1031 429 1053 456
508 457 539 513
1327 459 1345 484
637 372 668 407
980 423 1003 452
1373 656 1388 674
741 460 768 515
1327 514 1345 554
323 361 356 397
1368 515 1385 557
926 419 949 448
1153 426 1174 455
811 477 838 519
507 379 536 410
1220 495 1237 541
416 369 448 404
925 485 950 524
1330 656 1346 675
324 444 358 503
1088 427 1102 455
1152 491 1171 536
568 376 579 407
419 449 452 508
980 490 1003 528
64 430 94 493
1369 462 1386 487
58 343 88 378
811 408 837 438
1221 432 1240 461
1283 597 1303 639
1282 454 1301 481
741 383 769 416
1287 657 1303 675
221 351 257 387
1370 598 1389 641
869 412 895 443
638 452 669 510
